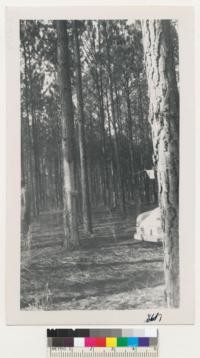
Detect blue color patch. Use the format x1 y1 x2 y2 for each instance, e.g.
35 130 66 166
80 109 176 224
138 337 149 347
128 337 139 347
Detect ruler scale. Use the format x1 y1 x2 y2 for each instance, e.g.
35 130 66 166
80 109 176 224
48 347 159 358
47 329 159 358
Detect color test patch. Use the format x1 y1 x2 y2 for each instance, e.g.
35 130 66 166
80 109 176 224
47 328 158 339
95 338 106 347
49 336 154 347
85 338 96 347
64 337 73 347
128 337 138 347
47 329 159 357
106 337 117 347
138 337 149 347
47 328 158 348
117 337 128 347
74 338 84 347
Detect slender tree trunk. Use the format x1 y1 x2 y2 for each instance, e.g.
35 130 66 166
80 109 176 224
124 76 135 199
90 24 109 207
22 41 37 216
21 118 26 184
73 21 92 234
26 46 41 215
142 20 179 307
95 69 107 206
114 83 126 211
105 86 115 208
98 62 109 203
32 114 41 213
56 20 79 247
103 22 124 213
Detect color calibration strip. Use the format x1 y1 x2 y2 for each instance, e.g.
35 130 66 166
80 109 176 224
48 336 158 348
47 328 158 348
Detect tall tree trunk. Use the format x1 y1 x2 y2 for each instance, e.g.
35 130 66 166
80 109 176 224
95 67 107 206
142 20 179 308
114 83 126 211
22 40 37 216
73 20 92 234
56 20 79 248
105 82 115 208
124 76 135 199
90 24 109 207
103 21 124 213
31 112 42 212
26 47 41 215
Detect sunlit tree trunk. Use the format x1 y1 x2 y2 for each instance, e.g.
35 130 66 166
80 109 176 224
56 20 79 247
142 20 179 307
124 75 135 199
73 20 92 234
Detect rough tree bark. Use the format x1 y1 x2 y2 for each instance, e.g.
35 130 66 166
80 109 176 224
73 20 92 234
142 20 179 308
56 20 79 247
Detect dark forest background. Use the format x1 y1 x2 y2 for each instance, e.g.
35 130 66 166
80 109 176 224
20 20 178 217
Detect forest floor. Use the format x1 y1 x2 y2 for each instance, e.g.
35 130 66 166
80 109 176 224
20 203 165 310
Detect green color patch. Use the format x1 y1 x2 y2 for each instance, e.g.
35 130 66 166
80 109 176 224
117 337 128 347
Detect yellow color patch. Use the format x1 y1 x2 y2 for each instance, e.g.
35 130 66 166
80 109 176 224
106 337 117 347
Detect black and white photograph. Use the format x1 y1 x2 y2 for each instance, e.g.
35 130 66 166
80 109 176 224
20 17 180 311
5 4 195 325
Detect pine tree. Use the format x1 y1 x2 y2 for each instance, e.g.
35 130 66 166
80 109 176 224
56 20 79 247
73 20 92 234
142 20 179 307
